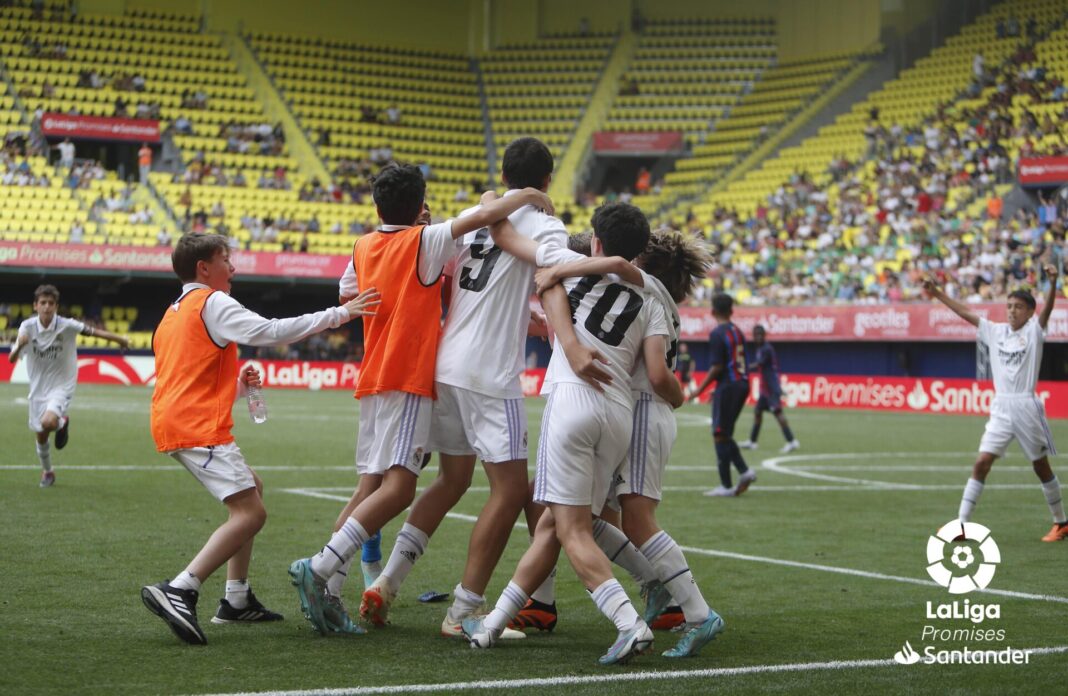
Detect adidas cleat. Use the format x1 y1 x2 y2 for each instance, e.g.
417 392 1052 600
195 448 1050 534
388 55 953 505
734 469 757 496
640 580 673 626
39 470 55 488
663 610 725 658
323 593 366 635
598 622 653 665
442 606 524 640
461 616 501 649
507 598 558 632
359 577 396 627
141 581 207 645
211 591 284 624
288 558 330 634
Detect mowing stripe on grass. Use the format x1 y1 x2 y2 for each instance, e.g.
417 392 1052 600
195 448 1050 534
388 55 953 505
280 488 1068 605
188 646 1068 696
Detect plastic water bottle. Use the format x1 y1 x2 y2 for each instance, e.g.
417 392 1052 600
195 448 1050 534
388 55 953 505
247 384 268 424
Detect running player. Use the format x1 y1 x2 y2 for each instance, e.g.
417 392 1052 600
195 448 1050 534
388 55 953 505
9 284 129 487
925 271 1067 542
463 203 663 665
142 233 379 645
365 138 568 639
686 294 756 497
289 164 554 635
535 229 726 657
739 325 800 453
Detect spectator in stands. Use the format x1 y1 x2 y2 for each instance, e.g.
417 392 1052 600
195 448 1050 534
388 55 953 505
385 104 401 125
114 96 128 117
69 220 84 244
56 138 74 169
157 228 172 246
360 104 378 123
1006 13 1020 38
138 143 153 184
299 232 309 254
174 115 193 135
132 73 146 92
636 167 651 194
318 129 330 146
40 81 54 98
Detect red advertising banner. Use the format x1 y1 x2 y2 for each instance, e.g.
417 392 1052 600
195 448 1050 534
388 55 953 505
592 131 684 154
2 356 1066 418
1018 156 1068 186
39 112 161 143
0 241 351 280
677 304 1068 343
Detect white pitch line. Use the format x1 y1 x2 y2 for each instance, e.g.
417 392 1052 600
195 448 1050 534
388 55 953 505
679 545 1068 605
280 488 1068 605
188 646 1068 696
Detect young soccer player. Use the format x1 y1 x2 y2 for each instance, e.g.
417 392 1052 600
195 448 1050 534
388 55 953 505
9 284 129 487
925 271 1067 542
535 230 726 657
463 203 666 665
141 233 380 646
289 164 553 635
686 294 756 497
363 138 570 639
739 325 800 453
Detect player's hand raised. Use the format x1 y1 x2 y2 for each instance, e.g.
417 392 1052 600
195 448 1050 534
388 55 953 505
343 287 381 318
533 267 561 295
922 275 939 296
1046 264 1059 283
563 343 612 393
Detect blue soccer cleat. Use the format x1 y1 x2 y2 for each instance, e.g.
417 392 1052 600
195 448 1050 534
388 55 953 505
598 622 653 665
288 558 330 634
662 610 725 658
641 580 673 625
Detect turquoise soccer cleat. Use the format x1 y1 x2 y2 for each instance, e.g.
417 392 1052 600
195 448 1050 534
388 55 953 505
662 610 725 658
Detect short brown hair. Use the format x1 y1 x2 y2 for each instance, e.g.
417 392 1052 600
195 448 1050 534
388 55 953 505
567 231 593 256
636 229 711 303
172 233 229 282
34 284 60 302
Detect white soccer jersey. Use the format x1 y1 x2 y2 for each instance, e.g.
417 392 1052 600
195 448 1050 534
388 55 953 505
629 271 679 405
435 191 568 399
978 317 1044 395
542 256 669 410
17 315 89 400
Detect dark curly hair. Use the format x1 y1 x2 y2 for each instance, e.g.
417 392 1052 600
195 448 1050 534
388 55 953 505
372 163 426 225
590 203 650 261
636 229 711 303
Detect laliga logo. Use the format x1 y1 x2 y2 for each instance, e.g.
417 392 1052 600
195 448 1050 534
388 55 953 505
926 520 1000 594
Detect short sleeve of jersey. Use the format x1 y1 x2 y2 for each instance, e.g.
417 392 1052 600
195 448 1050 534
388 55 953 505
531 215 568 246
536 243 584 267
62 317 89 336
17 318 32 337
644 296 669 339
419 220 458 282
709 329 727 366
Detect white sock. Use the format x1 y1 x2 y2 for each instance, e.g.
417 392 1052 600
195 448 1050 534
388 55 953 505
640 531 710 624
590 578 641 632
592 518 655 586
1041 477 1066 524
484 581 528 634
225 578 250 609
380 523 429 592
327 558 352 598
530 566 556 604
449 582 485 617
311 518 368 579
172 570 201 592
958 478 984 522
36 441 52 472
361 560 382 588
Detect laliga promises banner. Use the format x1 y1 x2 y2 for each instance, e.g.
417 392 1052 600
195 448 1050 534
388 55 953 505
592 131 684 155
39 112 161 143
677 304 1068 342
1018 156 1068 186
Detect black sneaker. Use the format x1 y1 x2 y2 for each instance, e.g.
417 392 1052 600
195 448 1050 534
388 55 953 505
141 581 207 645
211 591 284 624
55 418 69 450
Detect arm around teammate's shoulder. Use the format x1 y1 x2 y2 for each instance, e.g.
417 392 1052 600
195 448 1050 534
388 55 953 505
643 335 684 408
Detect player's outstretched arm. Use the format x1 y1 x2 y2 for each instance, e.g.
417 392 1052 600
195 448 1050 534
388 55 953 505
541 284 612 392
451 188 553 239
923 276 979 327
489 218 539 264
533 257 642 295
643 335 684 408
208 288 380 347
1040 264 1059 330
8 332 29 364
90 326 131 350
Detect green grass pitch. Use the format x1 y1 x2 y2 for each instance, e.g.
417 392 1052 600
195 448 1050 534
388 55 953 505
2 383 1066 695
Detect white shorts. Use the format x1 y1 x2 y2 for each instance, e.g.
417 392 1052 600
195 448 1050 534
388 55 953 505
615 393 676 503
533 383 632 516
28 390 72 432
979 394 1057 462
428 383 528 463
168 441 257 502
356 391 433 476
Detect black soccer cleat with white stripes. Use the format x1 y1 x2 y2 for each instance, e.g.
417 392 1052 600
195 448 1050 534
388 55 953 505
211 592 284 624
141 581 208 645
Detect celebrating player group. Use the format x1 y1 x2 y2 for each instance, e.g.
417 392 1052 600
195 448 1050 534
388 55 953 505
10 136 1061 665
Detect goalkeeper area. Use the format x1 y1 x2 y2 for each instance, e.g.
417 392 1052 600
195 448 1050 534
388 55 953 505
2 384 1066 695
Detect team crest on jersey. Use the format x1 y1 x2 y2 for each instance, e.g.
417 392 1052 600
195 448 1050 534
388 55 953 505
412 447 424 468
522 431 528 448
